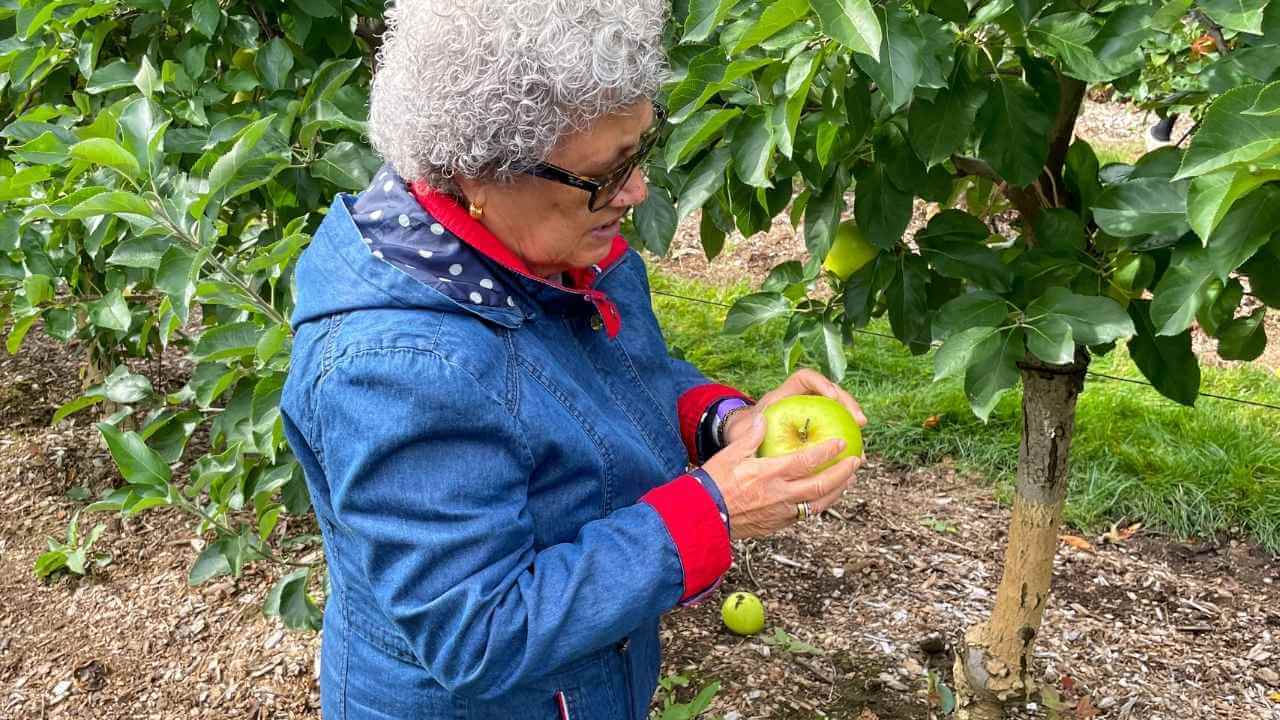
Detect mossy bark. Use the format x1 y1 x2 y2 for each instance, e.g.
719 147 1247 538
954 356 1087 719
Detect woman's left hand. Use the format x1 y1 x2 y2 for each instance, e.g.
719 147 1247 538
723 369 867 446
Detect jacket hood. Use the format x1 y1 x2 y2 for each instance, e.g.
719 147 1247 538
290 166 628 335
290 168 525 330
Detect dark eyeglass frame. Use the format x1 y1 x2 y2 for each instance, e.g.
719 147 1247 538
521 102 668 213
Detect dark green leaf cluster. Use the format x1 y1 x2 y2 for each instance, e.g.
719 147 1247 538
642 0 1280 419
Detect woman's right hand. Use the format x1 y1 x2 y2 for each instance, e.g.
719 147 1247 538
701 411 861 539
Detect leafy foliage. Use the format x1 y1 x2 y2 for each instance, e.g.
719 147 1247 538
635 0 1280 419
0 0 381 625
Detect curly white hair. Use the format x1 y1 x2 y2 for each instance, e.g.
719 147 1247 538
368 0 669 195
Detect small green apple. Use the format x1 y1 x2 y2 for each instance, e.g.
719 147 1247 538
822 221 878 280
758 395 862 471
721 591 765 635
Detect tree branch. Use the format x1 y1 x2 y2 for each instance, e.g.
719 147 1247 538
952 155 1046 242
1045 77 1087 186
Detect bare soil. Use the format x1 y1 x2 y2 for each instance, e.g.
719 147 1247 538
2 102 1279 720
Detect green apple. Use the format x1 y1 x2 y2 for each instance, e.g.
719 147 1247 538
821 221 878 280
721 591 765 635
758 395 862 471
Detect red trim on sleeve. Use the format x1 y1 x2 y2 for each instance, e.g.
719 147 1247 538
641 474 732 603
677 383 750 463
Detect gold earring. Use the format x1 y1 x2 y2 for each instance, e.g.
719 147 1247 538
469 202 484 219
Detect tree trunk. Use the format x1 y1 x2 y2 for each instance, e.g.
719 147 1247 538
953 354 1088 719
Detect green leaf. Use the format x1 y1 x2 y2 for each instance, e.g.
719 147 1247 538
803 178 844 263
684 0 735 44
1025 315 1074 365
23 274 52 306
194 116 291 215
773 49 822 159
64 191 153 220
975 76 1054 187
156 245 199 325
1246 81 1280 116
916 210 1013 292
1199 0 1267 34
1152 0 1192 31
53 395 105 425
1186 167 1280 244
1090 5 1154 76
134 56 161 97
731 0 812 56
193 321 262 362
887 255 932 353
908 81 989 167
664 108 740 170
84 58 138 93
1093 177 1190 242
724 292 791 335
1028 13 1114 82
1217 308 1267 361
1198 278 1245 337
935 290 1009 339
804 319 848 381
964 327 1024 421
256 38 295 92
88 290 132 332
256 324 291 365
811 0 882 58
192 0 221 37
69 138 142 181
188 543 232 585
119 97 169 179
97 423 172 489
312 141 381 191
934 325 998 381
107 236 170 270
733 111 777 188
854 162 912 250
264 569 323 631
1241 249 1280 306
632 184 678 256
6 315 38 355
104 369 153 404
853 5 924 112
1175 84 1280 180
1025 287 1135 346
1127 299 1199 406
676 146 732 222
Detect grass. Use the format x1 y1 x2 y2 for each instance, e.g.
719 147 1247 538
651 270 1280 553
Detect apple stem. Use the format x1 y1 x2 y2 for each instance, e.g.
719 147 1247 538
800 418 809 443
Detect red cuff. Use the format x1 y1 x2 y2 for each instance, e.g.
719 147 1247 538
677 383 750 463
641 474 732 603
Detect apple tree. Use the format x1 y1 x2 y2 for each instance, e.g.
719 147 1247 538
0 0 385 626
633 0 1280 717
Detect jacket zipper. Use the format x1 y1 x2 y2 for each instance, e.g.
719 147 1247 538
617 637 637 720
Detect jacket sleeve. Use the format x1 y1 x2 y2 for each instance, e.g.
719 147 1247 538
667 354 752 464
317 348 730 699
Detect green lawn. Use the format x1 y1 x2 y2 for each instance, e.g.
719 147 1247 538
651 270 1280 553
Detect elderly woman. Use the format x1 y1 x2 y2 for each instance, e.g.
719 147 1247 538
280 1 866 718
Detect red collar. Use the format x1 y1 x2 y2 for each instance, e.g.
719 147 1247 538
408 183 627 336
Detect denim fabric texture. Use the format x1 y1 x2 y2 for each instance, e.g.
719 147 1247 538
280 172 743 720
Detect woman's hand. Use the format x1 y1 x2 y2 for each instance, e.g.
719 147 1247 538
701 412 861 539
722 368 868 446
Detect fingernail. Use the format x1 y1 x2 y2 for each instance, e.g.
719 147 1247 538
835 440 846 453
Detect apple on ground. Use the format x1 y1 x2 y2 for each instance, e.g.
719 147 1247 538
721 591 765 635
757 395 862 471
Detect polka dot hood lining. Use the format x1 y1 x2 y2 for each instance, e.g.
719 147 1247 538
350 167 520 312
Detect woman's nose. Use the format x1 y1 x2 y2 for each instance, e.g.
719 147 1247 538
610 167 649 209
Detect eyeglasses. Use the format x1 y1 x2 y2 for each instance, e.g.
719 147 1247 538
522 102 668 213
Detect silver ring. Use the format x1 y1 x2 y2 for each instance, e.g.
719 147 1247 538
796 501 811 521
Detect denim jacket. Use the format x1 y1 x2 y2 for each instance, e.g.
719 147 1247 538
280 168 750 720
